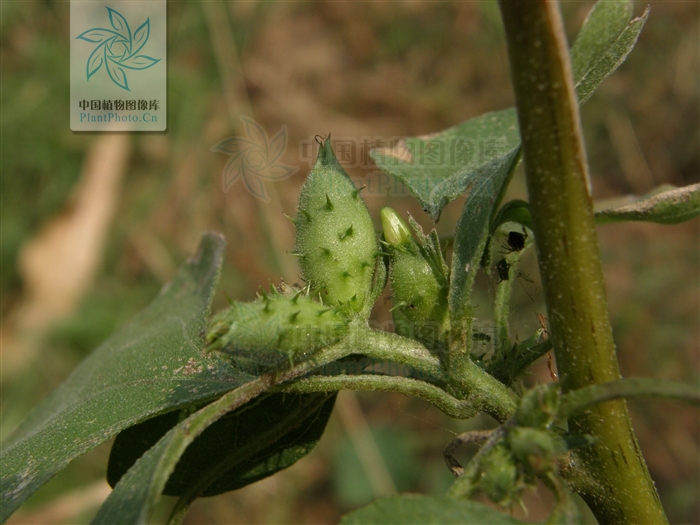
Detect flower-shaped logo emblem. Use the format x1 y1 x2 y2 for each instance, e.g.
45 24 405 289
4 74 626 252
211 117 299 202
76 7 161 91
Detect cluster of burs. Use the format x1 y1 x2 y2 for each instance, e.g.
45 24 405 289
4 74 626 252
205 138 449 369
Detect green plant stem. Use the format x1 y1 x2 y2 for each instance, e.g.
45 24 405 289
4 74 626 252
559 378 700 420
131 325 517 524
349 326 518 422
345 325 443 380
293 325 517 422
498 1 667 523
166 502 189 525
446 150 522 374
448 360 518 423
276 374 477 419
493 271 513 353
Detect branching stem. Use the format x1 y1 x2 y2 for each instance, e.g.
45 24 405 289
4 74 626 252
276 374 477 419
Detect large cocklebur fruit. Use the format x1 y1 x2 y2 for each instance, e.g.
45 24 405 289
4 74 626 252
294 138 379 318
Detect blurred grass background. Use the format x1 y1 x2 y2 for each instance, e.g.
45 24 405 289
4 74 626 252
1 1 697 523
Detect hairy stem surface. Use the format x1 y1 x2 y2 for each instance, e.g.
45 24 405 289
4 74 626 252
498 1 667 523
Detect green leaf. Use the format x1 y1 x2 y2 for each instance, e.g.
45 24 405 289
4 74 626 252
340 494 525 524
559 378 700 422
490 200 533 233
570 0 633 79
107 410 182 490
571 1 649 104
370 109 521 220
0 233 241 523
487 334 552 387
594 183 700 225
370 0 647 220
93 338 353 524
92 328 452 524
448 149 521 333
107 392 336 497
91 379 270 525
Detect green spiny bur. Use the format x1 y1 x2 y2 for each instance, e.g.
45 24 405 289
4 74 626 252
294 138 378 317
205 286 347 370
381 207 450 353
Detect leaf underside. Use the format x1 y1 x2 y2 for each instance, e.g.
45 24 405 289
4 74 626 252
107 393 336 497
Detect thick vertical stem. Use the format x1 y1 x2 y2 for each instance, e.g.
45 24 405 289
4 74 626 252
498 1 667 524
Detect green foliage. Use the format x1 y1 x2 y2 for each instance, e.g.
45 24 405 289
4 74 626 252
91 380 273 525
1 1 698 524
486 328 551 386
371 109 521 221
0 233 231 522
295 138 379 317
485 183 700 240
507 427 567 476
595 183 700 225
570 1 649 104
341 494 525 524
107 393 336 497
515 384 561 429
478 444 521 506
370 0 648 221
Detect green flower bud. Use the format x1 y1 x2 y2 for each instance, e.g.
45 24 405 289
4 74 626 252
508 427 566 476
205 286 347 370
380 206 413 246
380 207 449 352
515 384 561 429
294 138 379 317
479 445 520 507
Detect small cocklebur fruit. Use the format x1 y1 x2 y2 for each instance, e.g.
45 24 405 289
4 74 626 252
381 207 449 353
205 286 347 370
